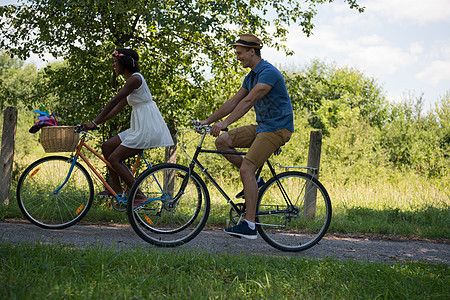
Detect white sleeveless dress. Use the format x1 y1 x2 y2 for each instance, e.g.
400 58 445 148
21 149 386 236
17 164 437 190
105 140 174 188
118 73 174 149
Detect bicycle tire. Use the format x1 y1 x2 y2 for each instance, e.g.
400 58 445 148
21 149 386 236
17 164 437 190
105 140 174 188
127 163 210 247
17 156 94 229
256 171 332 251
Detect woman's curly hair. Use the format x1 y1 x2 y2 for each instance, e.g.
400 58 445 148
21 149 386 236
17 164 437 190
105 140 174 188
112 48 140 73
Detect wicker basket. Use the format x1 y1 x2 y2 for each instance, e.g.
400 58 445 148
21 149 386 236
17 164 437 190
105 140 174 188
40 126 79 153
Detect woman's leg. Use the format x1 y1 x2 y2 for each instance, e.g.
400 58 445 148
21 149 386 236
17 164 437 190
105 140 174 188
107 144 147 201
101 135 126 194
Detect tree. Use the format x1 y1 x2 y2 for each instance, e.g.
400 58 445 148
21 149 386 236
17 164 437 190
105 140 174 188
0 0 364 110
284 60 387 134
0 0 364 163
363 91 450 177
1 1 364 60
0 51 41 110
434 92 450 156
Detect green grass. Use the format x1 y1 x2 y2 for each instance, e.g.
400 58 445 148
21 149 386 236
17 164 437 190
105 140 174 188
322 171 449 239
1 242 448 299
2 166 449 240
0 196 130 225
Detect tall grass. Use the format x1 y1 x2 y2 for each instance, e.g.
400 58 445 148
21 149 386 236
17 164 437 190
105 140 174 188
323 171 449 238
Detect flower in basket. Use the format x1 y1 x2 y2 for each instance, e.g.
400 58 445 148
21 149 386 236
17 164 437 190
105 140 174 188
29 110 58 133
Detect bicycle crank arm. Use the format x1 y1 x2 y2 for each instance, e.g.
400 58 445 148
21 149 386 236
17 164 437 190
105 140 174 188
255 222 286 229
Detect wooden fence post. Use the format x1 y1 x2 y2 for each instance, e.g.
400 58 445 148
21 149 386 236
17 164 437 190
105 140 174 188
0 106 18 205
164 128 178 196
303 130 322 219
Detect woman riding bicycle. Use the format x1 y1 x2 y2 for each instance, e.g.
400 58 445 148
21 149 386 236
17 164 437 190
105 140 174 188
82 48 173 203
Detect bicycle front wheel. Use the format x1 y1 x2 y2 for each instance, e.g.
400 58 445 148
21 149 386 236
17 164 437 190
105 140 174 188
17 156 94 229
256 171 332 251
127 163 210 247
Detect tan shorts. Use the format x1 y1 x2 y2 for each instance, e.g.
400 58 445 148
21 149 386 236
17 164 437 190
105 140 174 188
228 125 292 168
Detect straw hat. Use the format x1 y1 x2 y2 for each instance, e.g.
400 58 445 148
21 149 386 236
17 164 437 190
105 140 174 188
233 34 263 49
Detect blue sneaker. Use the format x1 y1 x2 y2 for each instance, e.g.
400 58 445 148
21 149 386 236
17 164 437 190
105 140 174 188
224 221 257 239
235 178 265 199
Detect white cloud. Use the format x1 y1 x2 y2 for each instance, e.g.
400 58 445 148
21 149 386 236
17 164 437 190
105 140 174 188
278 27 420 77
265 1 449 110
410 43 424 55
344 44 417 75
416 60 450 86
428 42 450 60
365 0 450 24
442 45 450 59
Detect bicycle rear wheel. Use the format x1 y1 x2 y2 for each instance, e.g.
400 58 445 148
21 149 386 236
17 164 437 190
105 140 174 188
256 171 331 251
127 163 210 247
17 156 94 229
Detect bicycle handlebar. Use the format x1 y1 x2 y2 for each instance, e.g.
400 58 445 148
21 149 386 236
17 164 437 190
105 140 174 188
192 120 212 134
192 120 228 134
75 124 100 133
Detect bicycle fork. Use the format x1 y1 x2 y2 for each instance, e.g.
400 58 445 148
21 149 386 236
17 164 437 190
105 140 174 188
53 156 79 194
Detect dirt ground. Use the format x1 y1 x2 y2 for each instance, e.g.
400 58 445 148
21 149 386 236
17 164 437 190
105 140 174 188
1 220 448 265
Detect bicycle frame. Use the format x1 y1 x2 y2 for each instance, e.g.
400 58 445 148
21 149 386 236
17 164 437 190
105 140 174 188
178 129 294 219
54 130 152 202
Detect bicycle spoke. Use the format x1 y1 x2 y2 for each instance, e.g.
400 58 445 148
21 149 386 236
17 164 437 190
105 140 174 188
127 164 210 247
256 171 331 251
17 156 94 229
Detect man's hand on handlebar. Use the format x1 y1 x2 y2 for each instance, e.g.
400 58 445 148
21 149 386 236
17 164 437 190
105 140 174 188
197 120 209 126
195 120 228 137
209 121 228 137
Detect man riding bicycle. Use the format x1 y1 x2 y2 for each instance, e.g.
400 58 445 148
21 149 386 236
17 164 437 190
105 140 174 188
199 33 294 239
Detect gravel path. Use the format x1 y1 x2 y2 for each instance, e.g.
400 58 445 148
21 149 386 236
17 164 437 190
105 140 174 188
1 220 448 265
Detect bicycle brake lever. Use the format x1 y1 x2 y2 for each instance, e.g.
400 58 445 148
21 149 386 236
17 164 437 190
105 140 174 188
192 120 209 134
75 124 83 133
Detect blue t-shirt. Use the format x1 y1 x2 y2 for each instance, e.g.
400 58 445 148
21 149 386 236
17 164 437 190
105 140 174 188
242 59 294 133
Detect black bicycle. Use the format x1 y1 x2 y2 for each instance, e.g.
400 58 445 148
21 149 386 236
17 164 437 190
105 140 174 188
126 122 332 251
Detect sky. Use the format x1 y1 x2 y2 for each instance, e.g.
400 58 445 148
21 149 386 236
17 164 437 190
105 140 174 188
1 0 449 111
263 0 450 111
